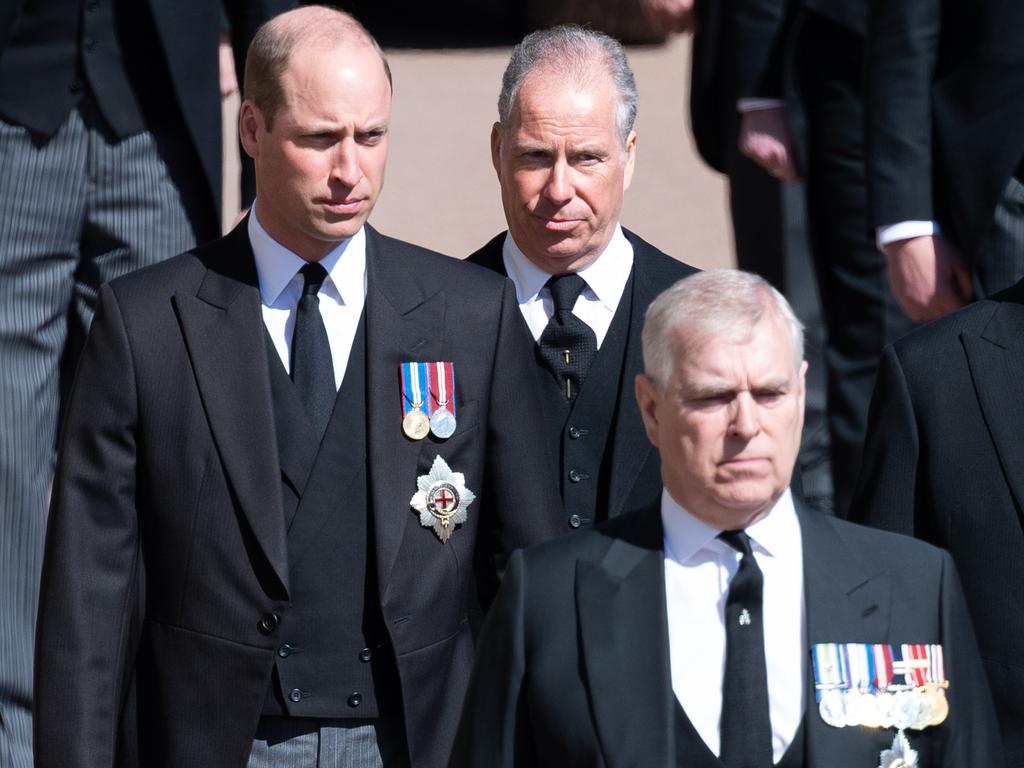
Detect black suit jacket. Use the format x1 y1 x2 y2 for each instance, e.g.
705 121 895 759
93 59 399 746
451 500 1002 766
0 0 290 224
866 0 1024 259
852 279 1024 764
467 229 697 521
34 222 563 768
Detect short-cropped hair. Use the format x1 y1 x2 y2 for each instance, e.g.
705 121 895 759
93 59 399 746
244 5 392 131
642 270 805 389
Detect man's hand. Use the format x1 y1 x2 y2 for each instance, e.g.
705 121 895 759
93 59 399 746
738 107 799 183
882 234 974 321
219 30 239 98
638 0 697 35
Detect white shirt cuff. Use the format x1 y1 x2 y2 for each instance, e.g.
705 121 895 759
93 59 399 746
737 98 785 113
876 221 940 250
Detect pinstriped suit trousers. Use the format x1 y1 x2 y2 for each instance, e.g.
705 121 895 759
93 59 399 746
975 174 1024 298
0 105 197 768
247 718 409 768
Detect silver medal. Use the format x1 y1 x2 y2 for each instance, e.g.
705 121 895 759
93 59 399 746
430 406 457 439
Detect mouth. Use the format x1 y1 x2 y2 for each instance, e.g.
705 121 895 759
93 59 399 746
320 199 365 216
532 214 583 232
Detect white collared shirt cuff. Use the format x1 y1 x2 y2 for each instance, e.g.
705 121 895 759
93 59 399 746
876 221 940 249
737 98 785 113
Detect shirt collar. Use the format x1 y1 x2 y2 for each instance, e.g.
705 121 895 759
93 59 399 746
248 200 367 308
661 486 800 565
501 224 634 310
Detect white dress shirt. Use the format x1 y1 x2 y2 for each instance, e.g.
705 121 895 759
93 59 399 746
249 203 367 390
501 225 634 349
662 488 806 763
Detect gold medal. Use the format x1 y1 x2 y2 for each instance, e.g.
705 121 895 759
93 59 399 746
402 408 430 440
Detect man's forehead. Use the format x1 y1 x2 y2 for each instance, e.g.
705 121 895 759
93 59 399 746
674 322 799 379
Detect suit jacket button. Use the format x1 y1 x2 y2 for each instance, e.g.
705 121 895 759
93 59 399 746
359 648 372 663
289 688 302 703
258 613 279 634
568 469 582 483
277 643 294 658
348 692 362 708
568 426 581 439
569 514 582 528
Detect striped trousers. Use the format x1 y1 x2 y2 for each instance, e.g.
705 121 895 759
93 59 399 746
975 173 1024 297
0 104 198 768
247 718 409 768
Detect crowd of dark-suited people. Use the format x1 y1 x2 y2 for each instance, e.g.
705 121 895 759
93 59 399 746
0 1 1021 766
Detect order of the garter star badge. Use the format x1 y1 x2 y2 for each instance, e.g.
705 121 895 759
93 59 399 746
410 455 475 543
879 730 918 768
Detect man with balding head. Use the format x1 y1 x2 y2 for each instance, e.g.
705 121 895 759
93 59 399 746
469 26 698 531
34 7 559 767
451 270 1000 766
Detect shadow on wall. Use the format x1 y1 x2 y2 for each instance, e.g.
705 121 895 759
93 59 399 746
320 0 669 47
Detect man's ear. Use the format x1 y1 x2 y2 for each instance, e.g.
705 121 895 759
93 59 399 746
635 373 661 449
490 122 503 178
239 100 263 160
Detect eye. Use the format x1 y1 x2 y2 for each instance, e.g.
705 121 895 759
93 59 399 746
753 389 785 404
359 129 387 145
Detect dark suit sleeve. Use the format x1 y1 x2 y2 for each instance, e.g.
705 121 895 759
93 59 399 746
478 279 563 591
866 0 942 228
731 0 792 99
848 345 920 532
34 284 143 767
222 0 295 206
450 550 536 768
938 551 1004 764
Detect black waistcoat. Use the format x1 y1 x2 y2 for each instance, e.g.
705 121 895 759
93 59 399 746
538 270 634 527
673 699 806 767
0 0 163 137
261 316 399 719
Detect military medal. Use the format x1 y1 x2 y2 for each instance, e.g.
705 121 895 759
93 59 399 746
427 361 457 439
410 455 476 542
812 642 949 734
400 362 430 440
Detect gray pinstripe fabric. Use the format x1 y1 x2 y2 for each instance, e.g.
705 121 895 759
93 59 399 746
976 174 1024 297
247 718 408 768
0 105 196 768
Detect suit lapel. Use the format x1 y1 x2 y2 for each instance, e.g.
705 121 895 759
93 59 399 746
364 227 446 597
174 225 288 595
800 506 890 766
605 247 656 517
961 299 1024 530
576 507 673 767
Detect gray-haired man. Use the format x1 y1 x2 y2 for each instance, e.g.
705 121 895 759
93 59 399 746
468 25 698 531
451 270 1001 767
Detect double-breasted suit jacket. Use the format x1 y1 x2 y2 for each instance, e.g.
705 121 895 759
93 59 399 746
451 502 1002 766
34 222 563 768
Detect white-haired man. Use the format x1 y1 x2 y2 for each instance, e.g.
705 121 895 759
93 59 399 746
451 269 1000 766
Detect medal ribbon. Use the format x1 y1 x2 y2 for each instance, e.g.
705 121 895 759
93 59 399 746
429 361 457 416
400 362 429 417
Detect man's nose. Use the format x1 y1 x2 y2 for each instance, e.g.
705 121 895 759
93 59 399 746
331 139 362 187
542 159 573 205
728 393 760 440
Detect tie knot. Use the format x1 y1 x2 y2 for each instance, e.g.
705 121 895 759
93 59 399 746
718 529 754 557
546 273 587 312
299 262 329 297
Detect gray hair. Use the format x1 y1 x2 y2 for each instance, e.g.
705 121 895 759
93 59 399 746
497 25 638 148
642 270 805 390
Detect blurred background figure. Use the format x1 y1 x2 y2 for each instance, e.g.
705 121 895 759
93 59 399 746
640 0 914 517
0 1 290 765
866 0 1024 322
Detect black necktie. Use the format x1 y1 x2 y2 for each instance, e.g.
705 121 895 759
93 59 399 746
718 530 773 768
291 262 335 440
537 273 598 401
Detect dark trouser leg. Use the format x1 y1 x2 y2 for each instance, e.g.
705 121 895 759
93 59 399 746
974 173 1024 297
798 17 915 518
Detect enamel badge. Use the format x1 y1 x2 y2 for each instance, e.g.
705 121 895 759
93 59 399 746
410 455 475 542
879 730 918 768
